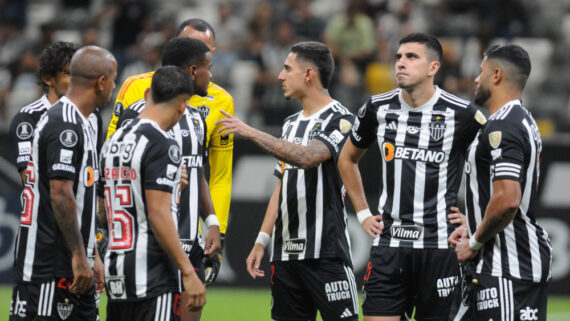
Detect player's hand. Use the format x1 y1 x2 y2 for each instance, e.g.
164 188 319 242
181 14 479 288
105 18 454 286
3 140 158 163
70 253 93 294
246 243 265 279
215 110 255 139
203 225 221 257
448 206 466 226
455 230 478 263
93 253 105 294
362 215 384 238
202 233 223 287
180 166 189 191
448 225 466 249
182 272 206 312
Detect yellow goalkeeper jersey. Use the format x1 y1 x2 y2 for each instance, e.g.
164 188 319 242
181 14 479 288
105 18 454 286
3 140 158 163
108 71 234 234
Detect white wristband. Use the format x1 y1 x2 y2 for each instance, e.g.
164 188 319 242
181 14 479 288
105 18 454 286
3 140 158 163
255 232 271 249
205 214 220 229
357 208 373 225
469 236 483 250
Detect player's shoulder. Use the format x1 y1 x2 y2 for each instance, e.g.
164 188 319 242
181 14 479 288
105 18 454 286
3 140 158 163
437 89 474 110
208 82 233 100
284 111 302 124
328 100 352 116
369 88 400 105
19 96 51 115
117 72 154 98
129 99 147 113
488 100 528 126
185 105 204 119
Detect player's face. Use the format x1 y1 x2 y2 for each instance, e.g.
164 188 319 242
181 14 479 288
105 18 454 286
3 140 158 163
52 64 71 98
278 53 305 100
179 26 216 55
395 42 437 90
474 57 492 107
192 52 213 97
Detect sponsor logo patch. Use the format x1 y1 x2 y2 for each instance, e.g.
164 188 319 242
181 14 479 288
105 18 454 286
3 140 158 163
476 287 499 311
382 142 445 164
60 130 78 148
166 164 178 179
489 131 502 149
60 149 73 164
390 225 423 240
18 142 32 155
106 276 126 299
436 276 458 297
16 122 34 139
283 238 306 254
324 280 352 302
520 307 539 320
329 130 344 144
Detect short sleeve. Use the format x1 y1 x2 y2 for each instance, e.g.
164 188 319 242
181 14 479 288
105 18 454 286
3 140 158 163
314 113 355 161
43 122 83 181
9 112 37 171
485 120 525 182
350 98 379 149
142 139 181 192
456 103 487 151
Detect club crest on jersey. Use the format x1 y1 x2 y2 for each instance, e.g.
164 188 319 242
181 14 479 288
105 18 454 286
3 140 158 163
57 299 73 320
16 122 34 139
197 105 210 119
429 118 446 141
283 238 306 254
168 145 181 163
489 131 502 149
339 119 352 134
308 121 323 140
192 118 204 142
60 130 78 147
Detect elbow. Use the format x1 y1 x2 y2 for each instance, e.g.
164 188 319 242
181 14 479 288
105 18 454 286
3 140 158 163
298 159 319 170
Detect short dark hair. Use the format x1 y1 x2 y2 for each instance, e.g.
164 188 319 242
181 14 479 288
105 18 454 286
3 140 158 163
484 44 531 90
290 41 334 89
151 65 194 103
399 33 443 63
37 41 79 93
161 37 210 69
176 18 215 40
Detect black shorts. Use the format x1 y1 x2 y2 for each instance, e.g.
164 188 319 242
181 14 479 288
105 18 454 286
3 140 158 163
107 292 181 321
10 277 97 321
182 240 205 284
448 272 548 321
362 247 460 320
271 259 359 321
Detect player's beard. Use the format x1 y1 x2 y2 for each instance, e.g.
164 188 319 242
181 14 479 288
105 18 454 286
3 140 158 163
474 85 491 107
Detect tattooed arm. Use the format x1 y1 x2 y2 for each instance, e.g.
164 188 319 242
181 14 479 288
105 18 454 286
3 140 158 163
455 179 521 262
50 179 93 294
216 110 331 169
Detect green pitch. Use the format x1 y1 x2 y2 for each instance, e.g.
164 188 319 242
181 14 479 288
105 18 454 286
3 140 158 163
2 286 569 320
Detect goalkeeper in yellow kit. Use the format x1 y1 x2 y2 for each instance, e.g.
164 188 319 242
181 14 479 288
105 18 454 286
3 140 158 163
106 19 233 286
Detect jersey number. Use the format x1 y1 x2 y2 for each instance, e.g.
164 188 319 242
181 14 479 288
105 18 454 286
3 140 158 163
20 163 36 225
104 185 135 250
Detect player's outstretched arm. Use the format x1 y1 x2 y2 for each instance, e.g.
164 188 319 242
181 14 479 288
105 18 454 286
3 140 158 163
146 189 206 311
50 179 93 294
216 110 331 169
246 180 280 279
455 179 521 262
338 139 383 238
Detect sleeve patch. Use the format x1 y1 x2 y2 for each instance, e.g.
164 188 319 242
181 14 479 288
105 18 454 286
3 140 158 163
60 130 78 148
475 110 487 125
18 142 32 155
16 122 34 139
60 149 74 164
168 145 181 163
339 119 352 133
488 131 502 149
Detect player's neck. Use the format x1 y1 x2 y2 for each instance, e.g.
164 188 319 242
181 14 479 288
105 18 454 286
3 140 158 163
401 82 436 108
140 106 175 132
46 90 60 105
299 87 333 117
487 87 522 116
66 89 97 118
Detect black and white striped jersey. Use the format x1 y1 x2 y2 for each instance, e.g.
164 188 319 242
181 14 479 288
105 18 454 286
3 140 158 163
117 99 208 251
351 87 485 249
101 117 182 301
271 100 355 266
10 95 52 171
13 96 99 282
465 100 552 283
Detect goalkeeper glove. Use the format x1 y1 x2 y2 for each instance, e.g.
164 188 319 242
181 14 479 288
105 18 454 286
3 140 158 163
202 233 224 287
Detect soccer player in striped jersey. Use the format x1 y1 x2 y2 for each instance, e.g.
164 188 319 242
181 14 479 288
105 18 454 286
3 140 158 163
217 41 358 321
338 33 486 321
449 44 552 321
9 46 117 321
101 66 206 321
115 37 221 321
9 42 78 183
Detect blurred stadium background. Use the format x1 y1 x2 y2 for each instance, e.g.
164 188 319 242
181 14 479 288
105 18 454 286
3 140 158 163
0 0 569 319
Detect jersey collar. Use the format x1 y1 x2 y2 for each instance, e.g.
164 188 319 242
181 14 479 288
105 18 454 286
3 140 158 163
59 96 90 123
398 85 441 112
298 100 339 120
40 94 52 108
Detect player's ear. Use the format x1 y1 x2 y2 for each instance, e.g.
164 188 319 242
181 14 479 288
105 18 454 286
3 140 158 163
144 88 150 103
491 67 503 85
42 75 54 88
428 60 440 77
188 65 197 80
